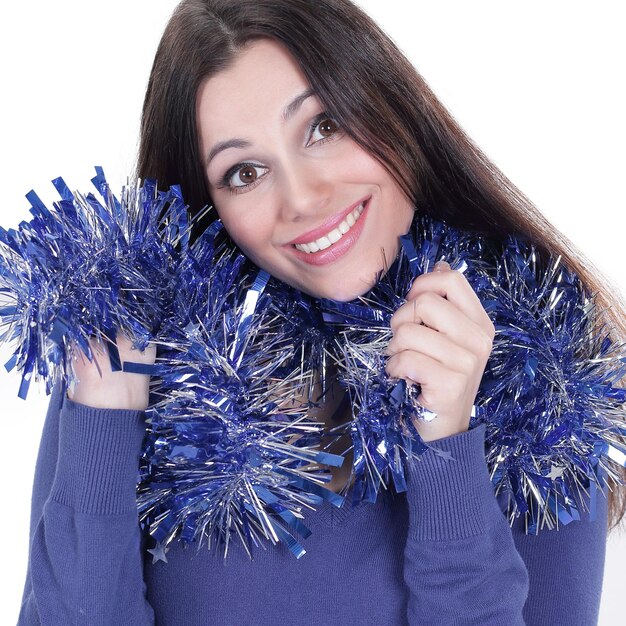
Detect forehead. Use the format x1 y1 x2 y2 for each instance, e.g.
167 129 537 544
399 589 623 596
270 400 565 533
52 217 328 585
197 39 311 137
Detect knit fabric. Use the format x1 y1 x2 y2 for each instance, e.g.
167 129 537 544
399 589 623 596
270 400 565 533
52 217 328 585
18 382 607 625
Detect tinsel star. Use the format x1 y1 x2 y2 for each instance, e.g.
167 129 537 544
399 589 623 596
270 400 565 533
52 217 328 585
147 543 169 564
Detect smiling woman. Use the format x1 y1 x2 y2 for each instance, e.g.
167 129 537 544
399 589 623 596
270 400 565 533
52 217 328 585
10 1 626 625
196 39 414 300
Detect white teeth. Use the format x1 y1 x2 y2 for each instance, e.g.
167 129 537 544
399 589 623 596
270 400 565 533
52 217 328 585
317 236 332 250
327 228 342 244
294 201 366 254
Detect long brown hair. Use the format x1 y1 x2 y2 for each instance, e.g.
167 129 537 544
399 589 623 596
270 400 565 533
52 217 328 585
137 0 626 531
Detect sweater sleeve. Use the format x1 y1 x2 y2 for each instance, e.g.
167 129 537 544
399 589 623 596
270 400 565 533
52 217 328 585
510 478 607 625
402 423 529 625
18 381 155 626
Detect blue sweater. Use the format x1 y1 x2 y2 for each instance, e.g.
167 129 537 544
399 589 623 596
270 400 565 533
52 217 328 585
18 382 607 625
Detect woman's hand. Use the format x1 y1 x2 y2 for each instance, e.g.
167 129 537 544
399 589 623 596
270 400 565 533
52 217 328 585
385 261 495 442
66 334 156 411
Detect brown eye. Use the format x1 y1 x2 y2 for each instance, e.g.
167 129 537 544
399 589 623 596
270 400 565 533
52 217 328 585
318 118 338 137
238 166 258 184
308 114 341 145
222 163 269 192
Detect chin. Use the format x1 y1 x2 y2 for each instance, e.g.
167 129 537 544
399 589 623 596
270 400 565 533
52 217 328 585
298 274 380 302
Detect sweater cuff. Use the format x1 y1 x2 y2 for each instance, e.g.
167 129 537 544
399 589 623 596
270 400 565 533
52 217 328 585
49 396 147 515
405 423 500 541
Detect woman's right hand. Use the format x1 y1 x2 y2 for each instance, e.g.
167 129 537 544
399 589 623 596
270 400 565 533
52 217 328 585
66 334 156 411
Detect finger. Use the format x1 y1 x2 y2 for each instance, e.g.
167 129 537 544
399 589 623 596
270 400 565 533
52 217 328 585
70 333 156 379
69 339 107 382
385 321 480 375
385 349 461 408
390 292 493 357
406 267 493 335
69 335 104 365
386 348 441 387
115 334 157 363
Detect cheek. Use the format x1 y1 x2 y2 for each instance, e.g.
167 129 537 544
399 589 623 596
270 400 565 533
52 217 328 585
217 209 275 263
334 143 388 180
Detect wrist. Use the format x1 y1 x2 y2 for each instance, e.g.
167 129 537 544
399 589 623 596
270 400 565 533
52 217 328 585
66 335 155 410
411 412 471 443
67 372 150 411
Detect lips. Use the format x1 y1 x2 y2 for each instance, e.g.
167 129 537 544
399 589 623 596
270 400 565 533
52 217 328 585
287 197 371 266
286 196 371 246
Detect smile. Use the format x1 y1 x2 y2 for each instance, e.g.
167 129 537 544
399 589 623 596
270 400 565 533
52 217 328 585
287 197 371 266
294 202 365 253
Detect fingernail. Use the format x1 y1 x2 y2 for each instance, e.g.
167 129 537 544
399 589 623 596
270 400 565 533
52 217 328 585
434 260 449 271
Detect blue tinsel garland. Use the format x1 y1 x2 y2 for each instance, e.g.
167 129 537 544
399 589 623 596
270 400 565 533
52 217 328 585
317 212 626 535
0 168 193 397
137 221 344 560
2 172 626 560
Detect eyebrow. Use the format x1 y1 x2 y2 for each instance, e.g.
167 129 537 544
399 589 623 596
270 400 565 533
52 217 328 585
281 88 316 122
205 88 317 166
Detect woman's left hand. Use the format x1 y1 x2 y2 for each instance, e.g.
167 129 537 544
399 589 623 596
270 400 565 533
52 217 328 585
385 260 495 442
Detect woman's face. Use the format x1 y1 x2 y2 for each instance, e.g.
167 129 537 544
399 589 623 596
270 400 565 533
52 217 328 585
196 39 414 301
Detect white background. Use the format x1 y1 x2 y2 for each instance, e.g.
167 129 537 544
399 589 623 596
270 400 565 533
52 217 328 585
0 1 624 623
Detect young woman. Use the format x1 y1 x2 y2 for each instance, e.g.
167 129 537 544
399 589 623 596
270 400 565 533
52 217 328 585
17 1 625 624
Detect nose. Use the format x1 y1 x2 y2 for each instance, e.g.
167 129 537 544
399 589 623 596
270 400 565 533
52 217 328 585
277 156 333 222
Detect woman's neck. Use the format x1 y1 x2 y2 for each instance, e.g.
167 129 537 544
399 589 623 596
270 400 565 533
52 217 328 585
310 373 354 495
